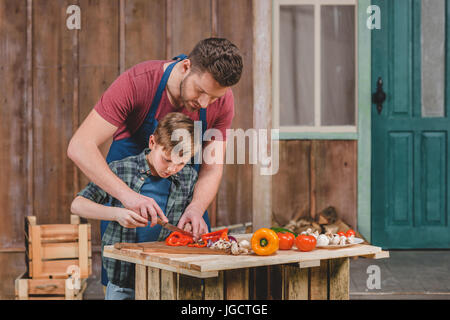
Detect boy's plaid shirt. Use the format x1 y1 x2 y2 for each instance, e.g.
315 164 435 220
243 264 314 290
77 148 198 289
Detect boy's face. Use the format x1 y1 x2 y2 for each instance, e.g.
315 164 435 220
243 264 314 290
148 135 187 178
179 66 229 112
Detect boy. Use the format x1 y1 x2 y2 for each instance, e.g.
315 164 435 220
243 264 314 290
70 112 198 300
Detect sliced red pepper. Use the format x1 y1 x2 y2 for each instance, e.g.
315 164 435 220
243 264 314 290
201 228 229 243
165 231 194 246
187 242 207 248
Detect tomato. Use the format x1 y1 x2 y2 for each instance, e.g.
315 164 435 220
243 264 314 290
346 229 356 237
277 232 295 250
337 231 346 237
295 235 317 252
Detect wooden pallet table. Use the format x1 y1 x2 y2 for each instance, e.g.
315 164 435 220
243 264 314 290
103 234 389 300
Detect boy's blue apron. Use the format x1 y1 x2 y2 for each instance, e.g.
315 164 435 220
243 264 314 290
101 54 210 286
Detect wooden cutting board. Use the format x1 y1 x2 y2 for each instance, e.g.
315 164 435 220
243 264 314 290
113 241 230 255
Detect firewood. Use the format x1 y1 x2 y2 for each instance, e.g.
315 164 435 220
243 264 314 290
316 206 338 225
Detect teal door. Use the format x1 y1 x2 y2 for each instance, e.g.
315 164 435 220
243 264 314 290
372 0 450 248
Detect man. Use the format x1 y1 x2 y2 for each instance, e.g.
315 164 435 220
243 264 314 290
67 37 243 286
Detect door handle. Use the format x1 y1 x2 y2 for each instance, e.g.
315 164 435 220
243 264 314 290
372 77 386 115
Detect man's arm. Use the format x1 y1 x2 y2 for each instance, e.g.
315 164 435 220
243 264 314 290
177 140 225 238
67 109 168 225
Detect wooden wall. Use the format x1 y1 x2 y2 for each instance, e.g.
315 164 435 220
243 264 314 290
0 0 358 254
272 140 358 230
0 0 254 250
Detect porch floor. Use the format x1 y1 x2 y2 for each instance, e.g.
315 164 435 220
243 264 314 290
349 250 450 300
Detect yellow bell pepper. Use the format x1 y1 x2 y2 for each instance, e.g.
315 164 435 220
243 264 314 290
251 228 279 256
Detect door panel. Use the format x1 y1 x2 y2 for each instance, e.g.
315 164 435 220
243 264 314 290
372 0 450 248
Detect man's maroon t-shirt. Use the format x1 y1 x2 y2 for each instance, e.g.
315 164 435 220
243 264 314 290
94 59 234 141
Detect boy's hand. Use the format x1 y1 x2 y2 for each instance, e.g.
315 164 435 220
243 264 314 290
120 191 168 227
114 208 149 228
177 203 209 240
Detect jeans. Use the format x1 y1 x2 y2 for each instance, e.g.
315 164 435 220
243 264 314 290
105 281 135 300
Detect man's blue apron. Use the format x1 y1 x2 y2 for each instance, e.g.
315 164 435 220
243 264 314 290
101 54 210 286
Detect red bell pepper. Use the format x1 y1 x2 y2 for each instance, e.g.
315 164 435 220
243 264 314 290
200 228 229 243
165 231 194 246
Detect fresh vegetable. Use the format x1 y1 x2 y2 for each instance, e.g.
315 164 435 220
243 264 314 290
295 234 317 252
337 231 346 237
228 235 237 243
187 242 207 248
277 232 295 250
165 231 194 246
271 227 297 237
201 228 229 243
345 229 356 237
251 228 279 256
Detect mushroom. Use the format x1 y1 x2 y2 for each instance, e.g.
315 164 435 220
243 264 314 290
238 239 251 250
316 234 329 246
331 234 340 245
339 236 347 246
231 241 240 255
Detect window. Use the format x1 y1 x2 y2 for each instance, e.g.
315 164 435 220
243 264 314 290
273 0 358 138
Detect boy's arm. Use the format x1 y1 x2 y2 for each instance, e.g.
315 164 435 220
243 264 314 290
71 196 148 228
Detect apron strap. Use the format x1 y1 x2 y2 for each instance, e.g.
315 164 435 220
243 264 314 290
145 54 188 121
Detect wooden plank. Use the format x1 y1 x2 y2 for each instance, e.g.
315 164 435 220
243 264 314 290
309 260 329 300
29 224 91 243
273 141 311 226
178 274 203 300
70 215 80 225
299 260 321 269
78 0 120 248
251 266 269 299
160 270 177 300
283 264 308 300
28 279 66 295
135 265 148 300
314 141 358 228
329 257 349 300
252 0 272 230
32 0 78 227
29 241 92 260
124 0 166 68
0 0 29 249
103 247 219 278
29 259 92 279
31 226 42 278
78 224 89 278
216 0 254 227
15 273 29 299
147 267 161 300
225 269 249 300
204 271 224 300
168 0 211 57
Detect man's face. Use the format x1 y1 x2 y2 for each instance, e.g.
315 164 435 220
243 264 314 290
148 136 186 178
179 70 229 112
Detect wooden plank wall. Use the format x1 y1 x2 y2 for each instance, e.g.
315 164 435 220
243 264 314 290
0 0 254 250
272 140 358 230
0 0 358 253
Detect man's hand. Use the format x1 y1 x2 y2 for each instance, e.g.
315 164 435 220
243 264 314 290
121 191 169 227
177 203 209 240
114 207 149 228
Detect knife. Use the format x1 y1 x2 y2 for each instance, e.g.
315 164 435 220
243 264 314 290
156 218 194 238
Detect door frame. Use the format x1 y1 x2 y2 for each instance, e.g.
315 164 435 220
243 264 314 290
357 0 372 243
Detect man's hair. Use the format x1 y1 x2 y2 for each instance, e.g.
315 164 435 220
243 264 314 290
153 112 196 159
188 38 243 87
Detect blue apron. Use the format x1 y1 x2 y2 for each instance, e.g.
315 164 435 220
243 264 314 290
101 54 210 286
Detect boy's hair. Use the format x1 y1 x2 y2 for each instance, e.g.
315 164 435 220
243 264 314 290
188 37 243 87
153 112 196 159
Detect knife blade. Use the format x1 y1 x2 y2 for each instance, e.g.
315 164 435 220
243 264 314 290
156 218 194 238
